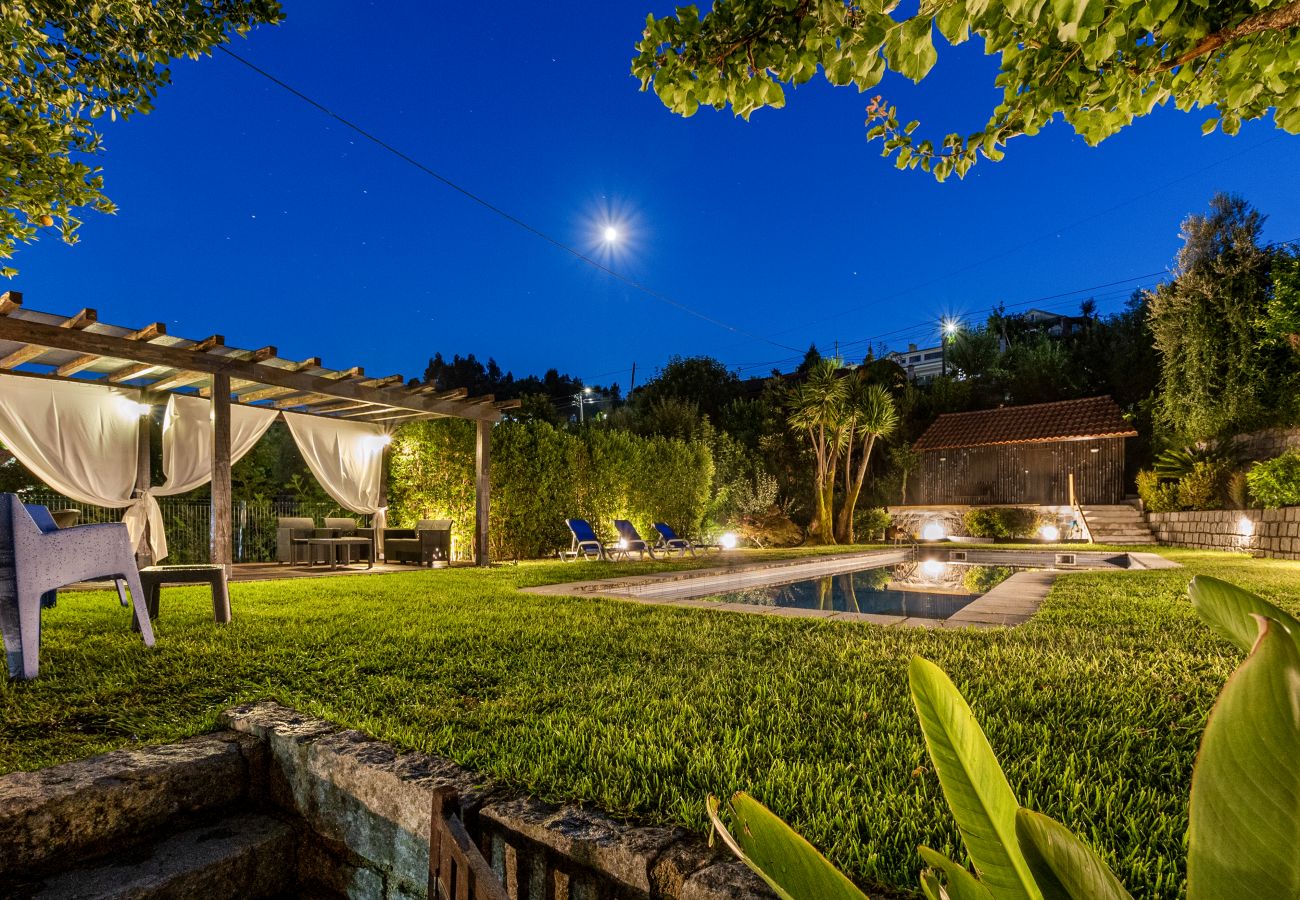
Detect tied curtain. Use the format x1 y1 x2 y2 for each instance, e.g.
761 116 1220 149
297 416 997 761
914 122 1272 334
282 411 388 545
0 374 159 552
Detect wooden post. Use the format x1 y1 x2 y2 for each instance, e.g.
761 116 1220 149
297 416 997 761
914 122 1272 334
210 374 234 613
134 404 153 568
377 443 389 562
474 420 490 566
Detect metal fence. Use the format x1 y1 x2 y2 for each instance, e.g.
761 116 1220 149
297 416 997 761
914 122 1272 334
21 493 350 564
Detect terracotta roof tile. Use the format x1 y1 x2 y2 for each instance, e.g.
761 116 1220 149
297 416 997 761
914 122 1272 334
913 396 1136 451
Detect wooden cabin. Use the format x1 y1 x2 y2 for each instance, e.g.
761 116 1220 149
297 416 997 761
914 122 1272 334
909 396 1136 506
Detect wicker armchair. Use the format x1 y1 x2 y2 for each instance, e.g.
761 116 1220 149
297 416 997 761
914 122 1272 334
276 516 316 565
323 516 375 563
383 519 452 567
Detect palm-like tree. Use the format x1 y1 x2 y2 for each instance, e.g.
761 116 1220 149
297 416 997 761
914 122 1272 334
834 372 899 544
787 358 847 544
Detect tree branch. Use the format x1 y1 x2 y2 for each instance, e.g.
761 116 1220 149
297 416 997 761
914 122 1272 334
1160 0 1300 71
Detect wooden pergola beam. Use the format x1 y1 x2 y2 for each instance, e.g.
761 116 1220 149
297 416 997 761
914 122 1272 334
0 307 97 369
139 335 227 392
57 321 166 378
0 291 22 314
0 312 499 420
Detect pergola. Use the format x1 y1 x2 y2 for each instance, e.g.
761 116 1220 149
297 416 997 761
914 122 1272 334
0 291 517 567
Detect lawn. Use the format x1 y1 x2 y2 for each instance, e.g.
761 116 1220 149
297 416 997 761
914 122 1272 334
2 546 1296 898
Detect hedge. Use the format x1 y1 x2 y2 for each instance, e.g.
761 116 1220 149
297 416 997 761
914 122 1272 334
388 420 713 560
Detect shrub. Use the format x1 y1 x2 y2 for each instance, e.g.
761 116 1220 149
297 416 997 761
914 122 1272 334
1137 468 1183 513
1247 450 1300 508
962 507 1040 539
389 420 714 559
1175 459 1234 511
852 507 890 542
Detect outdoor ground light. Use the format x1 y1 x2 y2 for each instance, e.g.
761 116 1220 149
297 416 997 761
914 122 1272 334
617 539 629 550
1040 524 1060 542
921 521 946 541
1238 516 1254 537
719 532 738 550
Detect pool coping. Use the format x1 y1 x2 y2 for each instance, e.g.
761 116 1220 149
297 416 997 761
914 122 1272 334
523 547 1183 629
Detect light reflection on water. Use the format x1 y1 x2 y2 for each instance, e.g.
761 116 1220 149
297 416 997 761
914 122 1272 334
712 563 1023 618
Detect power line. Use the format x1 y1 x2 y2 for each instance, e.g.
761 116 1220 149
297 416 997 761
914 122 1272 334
214 46 802 354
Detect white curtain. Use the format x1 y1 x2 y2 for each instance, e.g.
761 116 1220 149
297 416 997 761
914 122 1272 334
0 374 161 554
283 411 389 541
157 394 279 496
131 394 279 560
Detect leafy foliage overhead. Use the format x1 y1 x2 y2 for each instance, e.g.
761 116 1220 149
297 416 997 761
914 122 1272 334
632 0 1300 180
1 1 283 275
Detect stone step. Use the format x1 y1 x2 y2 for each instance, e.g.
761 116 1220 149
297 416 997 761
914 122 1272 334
0 732 261 881
19 812 297 900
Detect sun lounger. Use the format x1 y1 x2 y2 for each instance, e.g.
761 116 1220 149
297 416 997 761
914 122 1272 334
652 522 720 557
563 518 607 561
612 520 657 560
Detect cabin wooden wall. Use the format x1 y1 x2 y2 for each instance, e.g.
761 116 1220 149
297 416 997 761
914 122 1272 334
912 438 1127 505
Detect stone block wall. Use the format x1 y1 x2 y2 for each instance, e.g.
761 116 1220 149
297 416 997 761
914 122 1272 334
1147 507 1300 559
1224 427 1300 463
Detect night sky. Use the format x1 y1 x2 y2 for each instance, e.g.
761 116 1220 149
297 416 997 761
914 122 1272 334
12 2 1300 393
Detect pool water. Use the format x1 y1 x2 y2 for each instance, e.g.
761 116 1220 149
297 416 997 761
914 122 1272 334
710 561 1028 618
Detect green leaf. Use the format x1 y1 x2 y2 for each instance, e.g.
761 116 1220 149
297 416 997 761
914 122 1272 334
1014 809 1134 900
1188 575 1300 655
908 657 1043 900
918 846 995 900
706 793 870 900
1187 616 1300 900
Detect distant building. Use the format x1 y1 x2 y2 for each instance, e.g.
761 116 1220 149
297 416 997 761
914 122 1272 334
887 343 946 383
1017 307 1089 339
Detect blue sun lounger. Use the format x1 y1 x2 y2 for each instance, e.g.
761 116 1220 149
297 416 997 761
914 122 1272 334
612 520 658 561
652 522 720 558
563 518 607 561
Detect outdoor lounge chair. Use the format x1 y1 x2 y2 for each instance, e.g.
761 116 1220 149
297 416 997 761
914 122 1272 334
383 519 452 566
276 516 316 565
0 493 154 680
612 520 658 560
652 522 720 558
562 518 607 561
324 516 376 563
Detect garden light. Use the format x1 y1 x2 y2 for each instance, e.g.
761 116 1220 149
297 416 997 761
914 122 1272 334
921 521 946 541
1238 516 1254 537
1039 524 1060 542
603 225 619 243
617 539 629 550
719 532 738 550
113 395 152 419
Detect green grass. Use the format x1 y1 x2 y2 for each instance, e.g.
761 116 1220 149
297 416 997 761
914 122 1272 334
2 546 1296 898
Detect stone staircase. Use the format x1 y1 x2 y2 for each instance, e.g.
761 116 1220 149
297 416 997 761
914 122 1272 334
1080 504 1157 545
0 733 304 900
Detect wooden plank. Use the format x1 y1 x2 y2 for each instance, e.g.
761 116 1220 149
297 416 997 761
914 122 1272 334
0 307 97 368
210 373 234 583
475 420 490 566
55 321 166 377
0 291 22 314
0 314 500 421
229 356 321 393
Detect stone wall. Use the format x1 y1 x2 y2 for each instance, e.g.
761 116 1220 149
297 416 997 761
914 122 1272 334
1146 507 1300 559
1223 427 1300 463
220 702 771 900
887 505 1079 540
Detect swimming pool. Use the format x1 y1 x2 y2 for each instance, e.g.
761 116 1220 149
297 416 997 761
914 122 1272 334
710 560 1027 618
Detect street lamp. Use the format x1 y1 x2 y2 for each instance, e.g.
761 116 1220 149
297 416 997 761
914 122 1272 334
603 225 619 244
940 317 960 377
574 386 594 423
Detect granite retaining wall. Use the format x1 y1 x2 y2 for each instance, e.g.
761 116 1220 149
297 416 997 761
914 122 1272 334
1146 507 1300 558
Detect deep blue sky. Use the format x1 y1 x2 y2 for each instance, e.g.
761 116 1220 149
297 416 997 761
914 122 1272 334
12 2 1300 392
